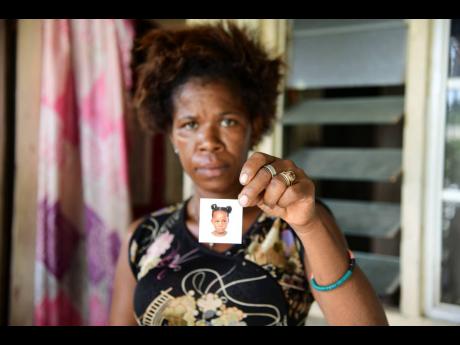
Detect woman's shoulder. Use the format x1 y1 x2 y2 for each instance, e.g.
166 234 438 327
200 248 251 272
127 202 184 279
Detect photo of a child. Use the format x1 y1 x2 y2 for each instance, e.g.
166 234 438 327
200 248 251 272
199 198 242 245
210 204 232 237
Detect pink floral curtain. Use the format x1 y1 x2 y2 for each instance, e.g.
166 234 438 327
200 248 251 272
35 19 134 325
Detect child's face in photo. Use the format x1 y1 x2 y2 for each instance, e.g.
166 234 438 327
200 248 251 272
199 198 241 244
211 210 229 235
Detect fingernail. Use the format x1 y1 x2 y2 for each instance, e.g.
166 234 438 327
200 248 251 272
239 194 248 206
240 173 248 185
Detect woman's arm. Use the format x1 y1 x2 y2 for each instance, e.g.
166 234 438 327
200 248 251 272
238 152 389 326
294 203 389 326
108 219 143 326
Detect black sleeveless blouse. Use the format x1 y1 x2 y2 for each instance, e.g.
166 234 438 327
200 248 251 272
128 199 324 326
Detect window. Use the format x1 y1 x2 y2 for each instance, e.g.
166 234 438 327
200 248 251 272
425 19 460 323
284 19 406 309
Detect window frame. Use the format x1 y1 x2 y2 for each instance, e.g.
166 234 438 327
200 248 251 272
424 18 460 323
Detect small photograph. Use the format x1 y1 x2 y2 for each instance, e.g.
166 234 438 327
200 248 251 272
198 198 243 244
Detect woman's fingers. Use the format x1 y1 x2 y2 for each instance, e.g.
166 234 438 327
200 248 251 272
277 179 314 208
239 152 275 185
237 153 317 227
239 156 294 207
261 171 310 208
239 152 311 208
238 168 271 206
262 175 288 207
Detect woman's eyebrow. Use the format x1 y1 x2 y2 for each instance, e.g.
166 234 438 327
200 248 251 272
176 115 196 121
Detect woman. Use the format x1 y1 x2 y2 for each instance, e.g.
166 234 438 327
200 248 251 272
210 204 232 237
109 21 388 326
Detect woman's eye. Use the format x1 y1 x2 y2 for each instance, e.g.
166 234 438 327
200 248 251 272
221 118 237 127
183 121 198 130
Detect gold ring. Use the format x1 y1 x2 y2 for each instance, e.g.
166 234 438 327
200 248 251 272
279 170 296 187
262 164 277 178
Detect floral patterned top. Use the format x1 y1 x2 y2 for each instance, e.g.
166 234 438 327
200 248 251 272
128 198 330 326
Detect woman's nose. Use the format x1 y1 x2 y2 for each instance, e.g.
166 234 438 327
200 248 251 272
197 124 223 152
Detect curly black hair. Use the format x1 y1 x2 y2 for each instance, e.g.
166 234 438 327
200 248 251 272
211 204 232 216
134 21 284 147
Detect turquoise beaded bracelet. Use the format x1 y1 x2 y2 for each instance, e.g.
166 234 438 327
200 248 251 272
310 250 356 292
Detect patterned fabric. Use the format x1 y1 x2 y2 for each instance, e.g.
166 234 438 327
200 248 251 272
129 200 317 326
35 19 134 325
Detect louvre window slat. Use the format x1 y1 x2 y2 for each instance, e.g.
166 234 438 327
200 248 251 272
289 148 402 182
355 252 400 296
283 96 404 125
322 198 400 239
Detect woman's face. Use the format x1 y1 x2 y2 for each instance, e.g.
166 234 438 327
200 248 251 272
170 78 252 195
211 210 229 233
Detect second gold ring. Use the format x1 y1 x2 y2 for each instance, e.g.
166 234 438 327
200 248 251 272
278 170 296 187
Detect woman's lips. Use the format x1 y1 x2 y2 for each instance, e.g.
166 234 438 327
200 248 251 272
195 165 228 177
